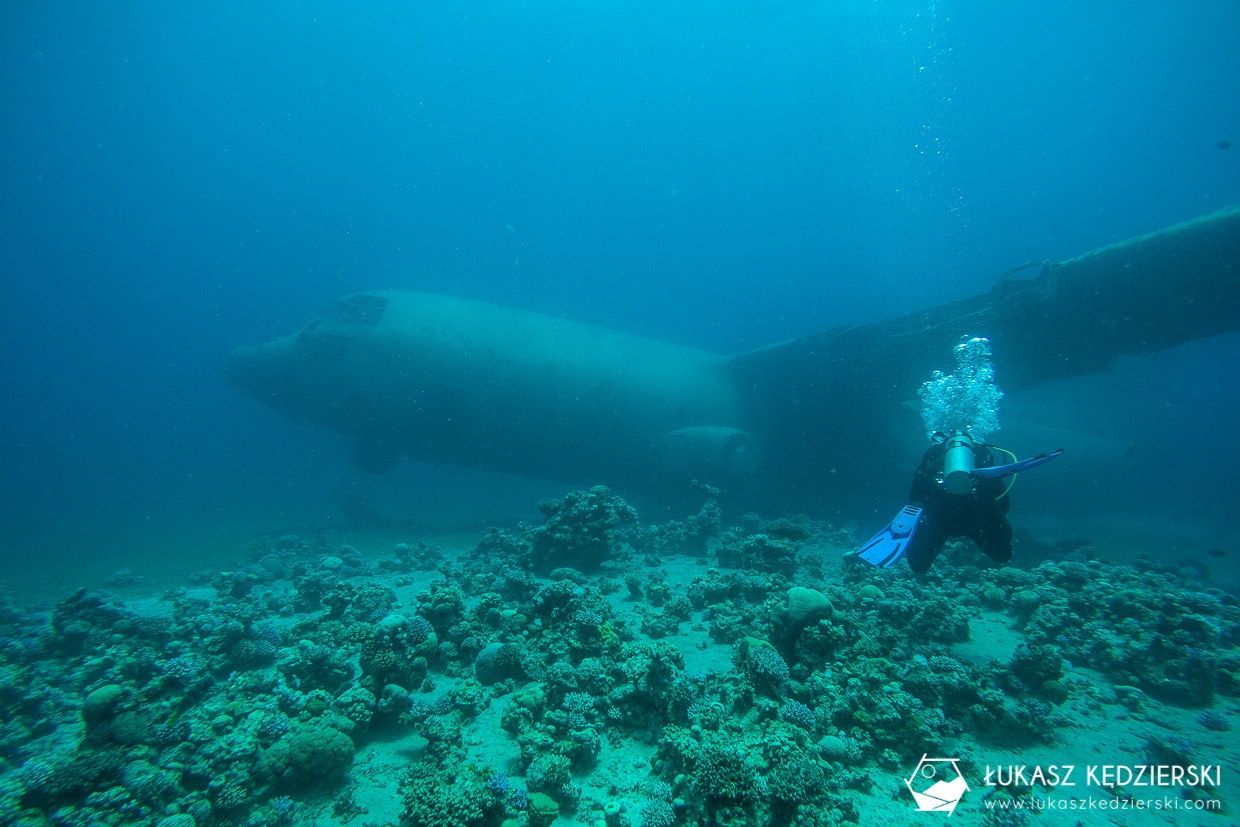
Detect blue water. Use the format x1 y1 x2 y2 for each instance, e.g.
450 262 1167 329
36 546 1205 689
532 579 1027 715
3 0 1239 573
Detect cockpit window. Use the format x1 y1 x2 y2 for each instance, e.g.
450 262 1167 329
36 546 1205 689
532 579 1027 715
295 320 321 343
338 293 388 326
296 320 350 361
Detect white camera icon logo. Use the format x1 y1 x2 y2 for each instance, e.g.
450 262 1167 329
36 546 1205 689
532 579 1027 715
905 755 970 816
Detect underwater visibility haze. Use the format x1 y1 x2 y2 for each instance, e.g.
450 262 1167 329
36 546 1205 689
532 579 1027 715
2 1 1240 825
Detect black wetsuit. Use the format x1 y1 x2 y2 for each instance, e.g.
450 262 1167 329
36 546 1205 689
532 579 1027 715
904 441 1012 574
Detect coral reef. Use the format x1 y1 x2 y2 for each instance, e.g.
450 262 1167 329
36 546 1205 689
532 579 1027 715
0 487 1234 826
528 486 641 573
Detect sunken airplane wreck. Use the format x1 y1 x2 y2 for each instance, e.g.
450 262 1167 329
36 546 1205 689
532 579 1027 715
228 204 1240 510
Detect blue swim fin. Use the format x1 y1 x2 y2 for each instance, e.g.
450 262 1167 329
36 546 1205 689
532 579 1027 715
974 449 1063 479
854 504 923 567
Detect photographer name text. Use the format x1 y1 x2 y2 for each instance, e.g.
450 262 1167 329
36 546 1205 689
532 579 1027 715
984 765 1221 788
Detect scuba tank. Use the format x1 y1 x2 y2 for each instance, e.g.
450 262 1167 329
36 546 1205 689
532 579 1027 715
940 429 1064 495
942 430 976 495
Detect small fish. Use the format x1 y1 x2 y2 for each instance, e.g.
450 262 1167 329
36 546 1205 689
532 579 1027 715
1207 548 1227 558
1219 140 1233 150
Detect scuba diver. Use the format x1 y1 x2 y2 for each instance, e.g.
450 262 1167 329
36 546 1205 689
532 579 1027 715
854 337 1061 572
857 430 1060 572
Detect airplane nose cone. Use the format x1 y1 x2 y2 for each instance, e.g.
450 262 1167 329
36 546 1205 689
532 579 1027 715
226 339 310 416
